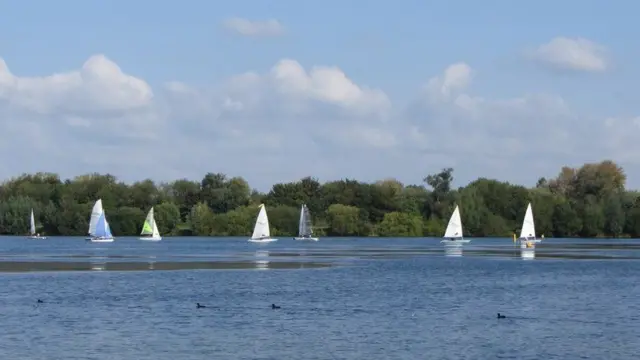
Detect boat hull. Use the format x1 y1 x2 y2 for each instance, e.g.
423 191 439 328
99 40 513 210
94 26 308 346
294 237 319 241
86 237 115 243
518 237 539 248
139 236 162 241
519 241 535 249
27 236 47 240
440 239 470 245
248 238 278 243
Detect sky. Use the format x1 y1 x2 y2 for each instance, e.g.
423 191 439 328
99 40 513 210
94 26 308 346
0 0 638 191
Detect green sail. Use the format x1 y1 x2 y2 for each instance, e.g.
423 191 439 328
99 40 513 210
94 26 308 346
141 220 153 235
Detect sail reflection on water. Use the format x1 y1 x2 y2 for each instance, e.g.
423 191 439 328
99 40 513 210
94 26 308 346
254 250 270 270
444 245 463 257
90 261 106 271
520 247 535 260
147 255 156 270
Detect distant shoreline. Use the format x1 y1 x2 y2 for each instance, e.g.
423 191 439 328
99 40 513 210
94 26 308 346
1 160 635 238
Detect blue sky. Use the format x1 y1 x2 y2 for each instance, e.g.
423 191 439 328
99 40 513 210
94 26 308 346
0 0 638 191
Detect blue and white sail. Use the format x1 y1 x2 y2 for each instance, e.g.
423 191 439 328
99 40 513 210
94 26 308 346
88 199 104 236
95 213 112 238
90 212 114 242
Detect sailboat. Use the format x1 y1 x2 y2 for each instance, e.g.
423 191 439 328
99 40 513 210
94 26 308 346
440 204 470 245
86 199 114 242
27 209 47 239
139 207 162 241
92 212 114 242
294 204 319 241
518 202 539 249
248 204 277 243
85 199 104 240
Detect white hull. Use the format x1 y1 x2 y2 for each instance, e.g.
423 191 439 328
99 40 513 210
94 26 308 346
294 236 319 241
139 236 162 241
87 237 115 243
441 239 470 244
27 236 47 240
519 241 535 249
248 238 278 243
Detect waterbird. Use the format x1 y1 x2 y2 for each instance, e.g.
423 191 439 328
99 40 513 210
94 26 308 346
196 303 206 309
272 304 280 309
497 313 506 319
37 299 44 303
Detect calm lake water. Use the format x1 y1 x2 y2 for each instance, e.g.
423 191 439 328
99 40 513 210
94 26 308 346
0 236 638 359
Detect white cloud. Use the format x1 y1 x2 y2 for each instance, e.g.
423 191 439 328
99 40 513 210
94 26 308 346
527 37 609 72
425 62 472 101
1 54 638 191
0 55 393 189
222 17 285 37
399 61 637 187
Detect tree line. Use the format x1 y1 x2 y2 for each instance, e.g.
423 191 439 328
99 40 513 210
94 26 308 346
0 160 637 238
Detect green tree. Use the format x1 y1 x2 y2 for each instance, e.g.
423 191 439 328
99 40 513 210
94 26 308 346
552 201 582 237
576 197 605 237
0 160 636 238
603 194 625 237
189 202 214 236
268 205 299 236
110 207 145 236
376 212 423 237
326 204 361 236
423 216 445 236
154 202 181 235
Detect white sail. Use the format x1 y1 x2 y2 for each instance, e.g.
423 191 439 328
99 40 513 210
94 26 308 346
443 205 463 239
152 215 160 238
30 209 36 235
251 204 271 240
88 199 104 236
519 203 536 239
298 205 313 237
298 205 305 235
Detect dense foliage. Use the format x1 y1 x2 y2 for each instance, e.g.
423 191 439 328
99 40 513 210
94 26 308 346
0 160 637 238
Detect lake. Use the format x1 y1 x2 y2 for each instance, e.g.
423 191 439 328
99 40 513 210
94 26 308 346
0 236 638 359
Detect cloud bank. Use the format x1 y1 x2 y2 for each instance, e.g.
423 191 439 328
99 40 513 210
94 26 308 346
0 52 635 191
527 37 609 72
